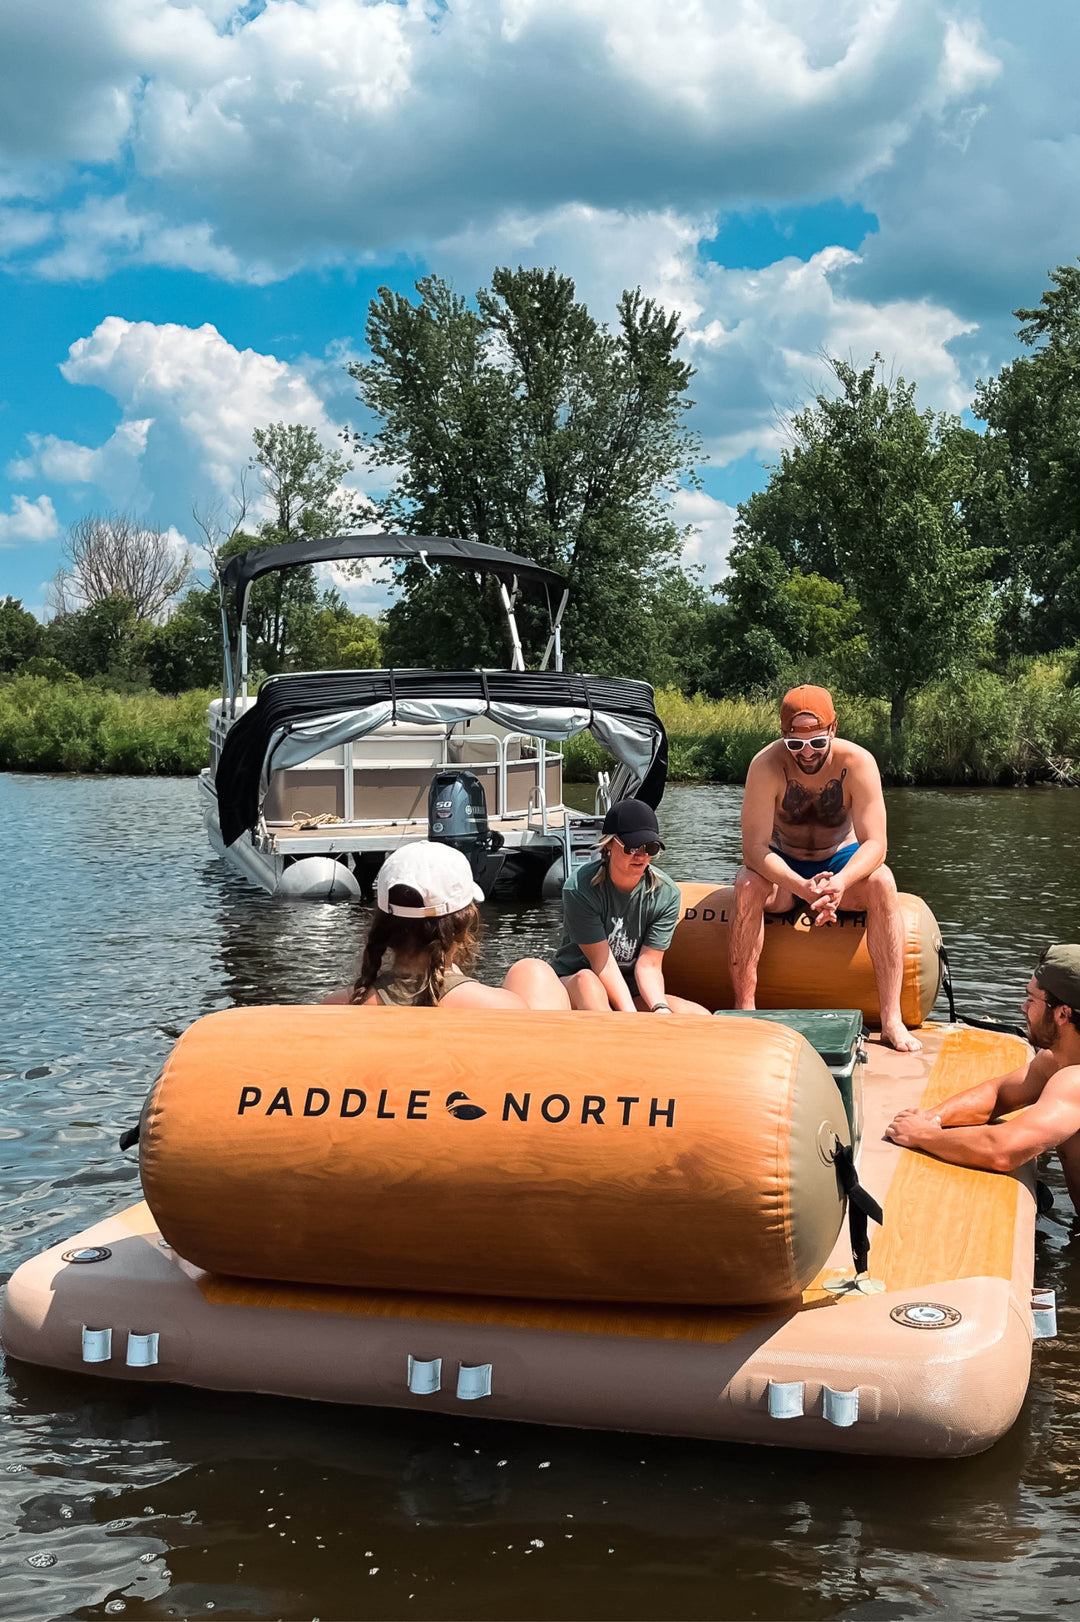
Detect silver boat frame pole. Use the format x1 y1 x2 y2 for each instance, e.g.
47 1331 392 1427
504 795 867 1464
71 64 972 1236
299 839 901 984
539 587 570 673
218 577 236 716
497 576 526 672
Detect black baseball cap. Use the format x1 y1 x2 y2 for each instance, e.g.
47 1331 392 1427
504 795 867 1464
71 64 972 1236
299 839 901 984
602 799 665 850
1034 944 1080 1008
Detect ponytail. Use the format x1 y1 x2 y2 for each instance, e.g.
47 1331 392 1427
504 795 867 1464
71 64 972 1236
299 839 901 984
350 883 484 1005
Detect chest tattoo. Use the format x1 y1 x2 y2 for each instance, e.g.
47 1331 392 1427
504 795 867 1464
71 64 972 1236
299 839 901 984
779 768 849 827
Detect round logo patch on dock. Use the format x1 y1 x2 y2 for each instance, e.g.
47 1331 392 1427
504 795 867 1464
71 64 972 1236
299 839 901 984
889 1302 962 1329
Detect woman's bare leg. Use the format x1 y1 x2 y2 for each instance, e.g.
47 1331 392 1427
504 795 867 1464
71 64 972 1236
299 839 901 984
560 969 611 1010
503 958 572 1011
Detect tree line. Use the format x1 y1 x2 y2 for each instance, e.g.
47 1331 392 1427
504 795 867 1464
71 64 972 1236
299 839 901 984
4 262 1080 733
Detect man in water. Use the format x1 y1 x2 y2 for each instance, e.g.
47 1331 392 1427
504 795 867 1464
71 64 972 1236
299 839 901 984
886 946 1080 1207
730 683 920 1052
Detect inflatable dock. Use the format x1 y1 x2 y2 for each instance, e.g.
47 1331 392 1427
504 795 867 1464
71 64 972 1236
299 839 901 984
1 891 1052 1457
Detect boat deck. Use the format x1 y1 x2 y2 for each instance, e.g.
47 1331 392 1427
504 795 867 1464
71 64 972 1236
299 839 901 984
263 809 571 855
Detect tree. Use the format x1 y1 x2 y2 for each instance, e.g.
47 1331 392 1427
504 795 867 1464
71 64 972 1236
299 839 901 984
729 358 992 732
44 595 150 686
51 512 191 620
251 423 363 545
143 586 223 694
0 597 45 672
228 424 369 671
295 596 382 671
973 262 1080 652
348 267 704 677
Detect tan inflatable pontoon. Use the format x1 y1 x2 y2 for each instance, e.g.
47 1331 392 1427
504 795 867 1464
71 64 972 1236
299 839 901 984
2 1007 1045 1458
666 884 942 1026
139 1008 850 1305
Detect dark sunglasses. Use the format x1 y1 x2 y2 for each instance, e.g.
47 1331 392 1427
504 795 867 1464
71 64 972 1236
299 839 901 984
619 839 663 857
782 734 831 753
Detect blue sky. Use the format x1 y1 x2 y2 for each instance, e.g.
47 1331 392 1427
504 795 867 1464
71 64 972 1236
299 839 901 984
0 0 1076 617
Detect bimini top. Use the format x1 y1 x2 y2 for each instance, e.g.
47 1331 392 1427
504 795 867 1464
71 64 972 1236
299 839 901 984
214 668 667 847
220 534 567 625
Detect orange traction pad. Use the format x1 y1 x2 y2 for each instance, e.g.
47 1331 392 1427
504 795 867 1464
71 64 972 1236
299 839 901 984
176 1026 1028 1345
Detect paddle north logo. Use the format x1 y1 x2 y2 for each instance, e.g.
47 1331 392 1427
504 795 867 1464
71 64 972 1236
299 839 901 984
236 1085 677 1127
445 1091 486 1120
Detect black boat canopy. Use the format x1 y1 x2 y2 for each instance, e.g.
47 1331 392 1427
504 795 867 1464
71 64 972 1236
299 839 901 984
220 534 567 625
214 669 667 847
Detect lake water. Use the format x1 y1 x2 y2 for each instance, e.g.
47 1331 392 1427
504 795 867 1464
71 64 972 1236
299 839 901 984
1 772 1078 1622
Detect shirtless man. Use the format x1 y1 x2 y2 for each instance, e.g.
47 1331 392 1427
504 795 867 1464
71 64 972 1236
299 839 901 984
730 684 920 1053
885 946 1080 1208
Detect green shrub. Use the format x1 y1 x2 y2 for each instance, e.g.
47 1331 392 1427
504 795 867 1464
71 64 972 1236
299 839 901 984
2 662 1078 785
0 676 214 774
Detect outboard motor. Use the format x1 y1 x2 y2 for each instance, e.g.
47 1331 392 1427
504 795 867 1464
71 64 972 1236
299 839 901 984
427 771 503 886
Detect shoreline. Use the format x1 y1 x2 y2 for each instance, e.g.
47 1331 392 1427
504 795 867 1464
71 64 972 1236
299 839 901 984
2 671 1078 788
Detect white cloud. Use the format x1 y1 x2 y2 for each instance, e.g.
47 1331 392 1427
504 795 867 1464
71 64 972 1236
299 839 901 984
672 489 738 583
30 192 272 282
0 493 59 545
846 0 1080 338
686 246 977 464
0 0 992 280
437 204 976 467
7 316 378 545
0 205 53 252
10 418 152 500
316 558 395 620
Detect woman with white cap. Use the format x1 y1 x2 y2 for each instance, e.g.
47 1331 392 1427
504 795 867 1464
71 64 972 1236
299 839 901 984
324 841 570 1010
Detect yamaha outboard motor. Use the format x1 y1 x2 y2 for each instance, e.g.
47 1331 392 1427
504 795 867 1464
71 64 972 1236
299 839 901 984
427 771 503 886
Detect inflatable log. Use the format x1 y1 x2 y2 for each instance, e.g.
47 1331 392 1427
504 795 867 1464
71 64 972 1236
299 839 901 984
141 1006 850 1307
664 884 942 1028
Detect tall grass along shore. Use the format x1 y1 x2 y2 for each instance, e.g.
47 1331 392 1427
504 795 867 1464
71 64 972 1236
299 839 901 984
1 663 1078 784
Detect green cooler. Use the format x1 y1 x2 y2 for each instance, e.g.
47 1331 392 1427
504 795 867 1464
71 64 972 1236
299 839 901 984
717 1008 866 1145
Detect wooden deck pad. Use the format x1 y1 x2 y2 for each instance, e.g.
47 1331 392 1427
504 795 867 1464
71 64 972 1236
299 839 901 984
866 1027 1028 1293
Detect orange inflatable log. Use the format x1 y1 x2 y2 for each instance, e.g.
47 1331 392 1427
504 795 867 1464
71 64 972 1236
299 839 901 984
664 884 942 1028
140 1006 850 1307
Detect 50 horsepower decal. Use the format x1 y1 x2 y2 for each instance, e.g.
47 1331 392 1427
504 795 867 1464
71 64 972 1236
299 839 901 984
236 1086 676 1127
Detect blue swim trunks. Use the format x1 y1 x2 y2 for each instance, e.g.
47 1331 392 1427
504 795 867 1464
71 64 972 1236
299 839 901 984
769 841 859 883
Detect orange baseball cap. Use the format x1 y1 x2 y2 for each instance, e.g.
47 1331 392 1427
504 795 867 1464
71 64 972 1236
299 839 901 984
780 685 836 730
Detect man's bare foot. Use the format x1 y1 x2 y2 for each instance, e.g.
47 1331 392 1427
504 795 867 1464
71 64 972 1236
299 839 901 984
881 1020 922 1053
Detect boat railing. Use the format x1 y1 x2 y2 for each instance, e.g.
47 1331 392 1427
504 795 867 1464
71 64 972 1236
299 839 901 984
207 696 258 773
260 725 563 827
526 781 549 835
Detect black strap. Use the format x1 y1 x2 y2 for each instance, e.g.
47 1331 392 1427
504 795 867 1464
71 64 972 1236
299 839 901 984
940 943 958 1022
389 667 397 724
118 1124 139 1152
833 1142 883 1275
938 946 1027 1037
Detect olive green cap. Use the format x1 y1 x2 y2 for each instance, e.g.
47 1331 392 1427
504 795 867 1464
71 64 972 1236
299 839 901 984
1034 944 1080 1008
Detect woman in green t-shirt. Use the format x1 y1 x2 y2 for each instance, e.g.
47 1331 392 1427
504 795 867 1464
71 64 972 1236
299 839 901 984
552 800 709 1015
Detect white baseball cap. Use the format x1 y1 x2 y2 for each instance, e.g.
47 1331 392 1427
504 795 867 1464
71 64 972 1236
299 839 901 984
375 841 485 917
